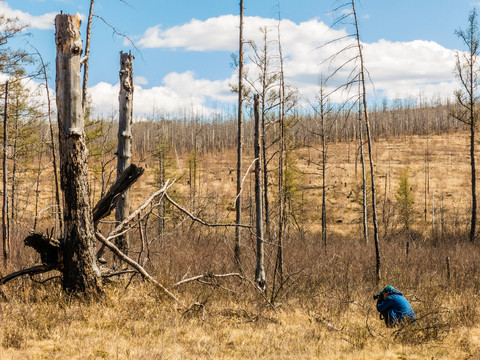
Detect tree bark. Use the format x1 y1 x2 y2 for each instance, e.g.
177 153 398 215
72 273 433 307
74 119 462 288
55 13 102 296
254 94 266 291
115 51 134 256
2 80 9 261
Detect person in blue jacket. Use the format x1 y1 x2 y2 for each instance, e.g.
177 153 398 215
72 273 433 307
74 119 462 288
376 285 416 327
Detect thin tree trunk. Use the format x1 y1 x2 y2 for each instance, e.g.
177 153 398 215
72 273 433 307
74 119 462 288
352 0 380 283
82 0 95 111
359 98 368 243
55 13 102 296
274 12 285 291
10 98 17 240
254 94 266 291
260 30 270 240
115 51 134 256
33 137 45 231
234 0 244 267
2 80 9 261
38 51 63 236
321 96 327 250
470 61 477 243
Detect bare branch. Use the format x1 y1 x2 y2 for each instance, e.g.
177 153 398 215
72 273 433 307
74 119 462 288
95 231 182 305
164 193 251 228
173 273 245 287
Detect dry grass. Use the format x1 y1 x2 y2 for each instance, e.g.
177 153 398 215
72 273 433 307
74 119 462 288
2 131 480 359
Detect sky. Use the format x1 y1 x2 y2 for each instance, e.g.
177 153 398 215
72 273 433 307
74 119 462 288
3 0 480 118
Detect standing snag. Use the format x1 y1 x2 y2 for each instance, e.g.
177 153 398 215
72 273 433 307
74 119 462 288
116 51 134 256
55 13 102 296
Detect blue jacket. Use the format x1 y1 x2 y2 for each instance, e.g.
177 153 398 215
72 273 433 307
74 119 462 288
376 289 416 326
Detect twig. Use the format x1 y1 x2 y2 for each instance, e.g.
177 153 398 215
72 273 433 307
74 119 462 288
102 269 138 278
30 275 61 284
173 273 244 287
182 302 206 321
92 14 140 53
234 158 258 204
108 180 174 238
164 193 251 229
95 231 182 305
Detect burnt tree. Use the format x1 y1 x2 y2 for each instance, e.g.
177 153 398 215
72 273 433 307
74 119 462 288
115 51 134 256
55 13 102 296
253 94 266 291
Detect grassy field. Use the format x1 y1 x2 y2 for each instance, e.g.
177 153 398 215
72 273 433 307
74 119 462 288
1 130 480 359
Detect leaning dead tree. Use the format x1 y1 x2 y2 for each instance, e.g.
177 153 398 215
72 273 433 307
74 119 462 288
55 13 102 296
115 51 134 256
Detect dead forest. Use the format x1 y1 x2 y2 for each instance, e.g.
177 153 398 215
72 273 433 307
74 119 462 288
0 3 480 360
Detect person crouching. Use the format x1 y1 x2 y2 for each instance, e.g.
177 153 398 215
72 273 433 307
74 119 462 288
375 285 416 328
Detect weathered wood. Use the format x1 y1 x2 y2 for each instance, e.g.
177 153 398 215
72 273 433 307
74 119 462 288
92 163 144 224
55 13 102 296
115 51 134 255
253 94 266 291
24 233 63 267
0 265 55 285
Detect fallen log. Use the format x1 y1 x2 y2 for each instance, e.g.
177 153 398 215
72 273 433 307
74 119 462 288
0 264 55 285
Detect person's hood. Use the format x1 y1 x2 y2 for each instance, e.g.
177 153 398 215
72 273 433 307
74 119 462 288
388 289 403 296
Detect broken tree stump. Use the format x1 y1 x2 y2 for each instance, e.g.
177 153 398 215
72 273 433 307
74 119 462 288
93 163 144 224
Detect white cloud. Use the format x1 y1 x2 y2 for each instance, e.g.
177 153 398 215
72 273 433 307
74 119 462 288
136 15 458 104
0 3 56 30
88 71 236 117
134 76 148 86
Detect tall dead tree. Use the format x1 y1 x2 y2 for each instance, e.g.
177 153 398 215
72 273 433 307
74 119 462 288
273 10 286 293
115 51 134 256
2 80 9 261
234 0 244 267
82 0 95 111
254 94 266 291
351 0 381 283
55 13 102 296
451 9 480 243
358 87 368 243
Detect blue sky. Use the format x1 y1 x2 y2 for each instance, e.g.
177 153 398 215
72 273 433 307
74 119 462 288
3 0 480 117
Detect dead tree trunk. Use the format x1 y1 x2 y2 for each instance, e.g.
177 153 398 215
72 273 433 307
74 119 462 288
352 0 381 283
234 0 244 268
82 0 95 111
359 95 368 243
2 80 9 261
55 13 102 296
254 94 266 291
115 51 134 256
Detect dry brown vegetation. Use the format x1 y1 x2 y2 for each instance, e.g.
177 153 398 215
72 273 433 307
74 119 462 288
1 129 480 359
